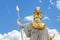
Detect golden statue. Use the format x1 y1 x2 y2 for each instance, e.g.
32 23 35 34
17 6 55 40
31 7 45 30
31 7 55 40
50 34 55 40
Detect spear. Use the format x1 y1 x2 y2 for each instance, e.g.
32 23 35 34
16 5 20 20
16 5 23 40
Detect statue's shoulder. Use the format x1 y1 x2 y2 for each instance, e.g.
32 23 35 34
30 22 37 26
30 22 35 24
41 23 46 26
30 22 37 29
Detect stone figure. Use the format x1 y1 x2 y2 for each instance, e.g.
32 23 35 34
16 6 55 40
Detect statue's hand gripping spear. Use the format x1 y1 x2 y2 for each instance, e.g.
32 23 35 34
16 5 25 28
16 5 24 40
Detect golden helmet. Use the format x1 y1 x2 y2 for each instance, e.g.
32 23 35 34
34 7 42 21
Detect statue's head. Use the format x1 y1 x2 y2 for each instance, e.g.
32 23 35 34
34 7 42 22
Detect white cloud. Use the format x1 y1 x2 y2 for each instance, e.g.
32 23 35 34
0 30 30 40
24 15 33 22
57 16 60 18
56 0 60 10
49 0 60 10
50 0 54 5
48 29 60 40
39 0 60 10
57 16 60 21
0 28 60 40
57 19 60 21
0 30 21 40
42 16 50 20
39 0 42 3
24 15 50 22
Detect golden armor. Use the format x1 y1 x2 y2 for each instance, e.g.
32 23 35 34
31 7 55 40
31 7 45 30
31 22 45 30
50 34 55 40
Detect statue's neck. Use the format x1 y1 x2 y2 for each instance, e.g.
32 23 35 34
34 21 41 23
34 20 41 23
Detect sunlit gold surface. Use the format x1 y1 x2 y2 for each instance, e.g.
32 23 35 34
50 34 55 40
31 7 45 30
34 12 42 21
34 7 42 21
31 22 45 30
35 7 40 12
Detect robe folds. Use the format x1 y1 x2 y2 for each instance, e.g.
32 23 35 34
23 23 50 40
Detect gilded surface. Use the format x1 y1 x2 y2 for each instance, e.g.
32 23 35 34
50 34 55 40
34 12 42 20
31 7 45 30
31 22 45 30
31 7 55 40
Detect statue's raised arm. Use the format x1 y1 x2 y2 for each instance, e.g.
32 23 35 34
17 18 26 28
16 5 33 37
17 17 32 37
16 5 26 28
16 6 55 40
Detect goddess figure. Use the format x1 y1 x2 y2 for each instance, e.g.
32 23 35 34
17 6 55 40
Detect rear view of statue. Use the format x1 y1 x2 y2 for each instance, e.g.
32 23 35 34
16 6 55 40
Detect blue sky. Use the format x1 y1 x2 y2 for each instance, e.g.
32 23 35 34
0 0 60 34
